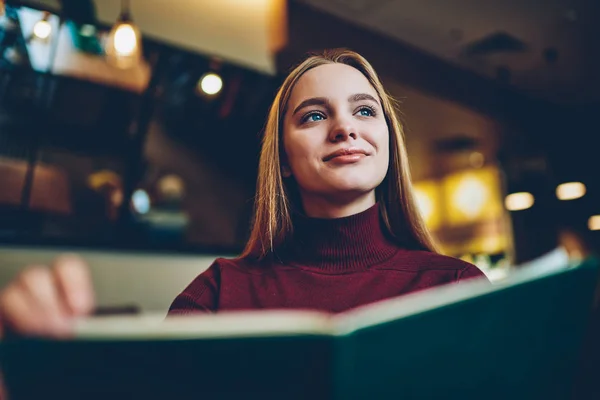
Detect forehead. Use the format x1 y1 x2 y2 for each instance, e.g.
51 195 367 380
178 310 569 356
288 63 379 105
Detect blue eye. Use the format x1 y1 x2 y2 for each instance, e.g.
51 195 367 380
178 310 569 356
358 107 375 117
302 112 325 123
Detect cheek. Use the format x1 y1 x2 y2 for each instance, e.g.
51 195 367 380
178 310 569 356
370 126 390 181
283 132 313 170
379 132 390 154
373 124 390 161
282 129 297 163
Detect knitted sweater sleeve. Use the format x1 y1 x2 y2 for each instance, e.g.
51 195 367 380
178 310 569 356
167 260 221 315
457 263 489 283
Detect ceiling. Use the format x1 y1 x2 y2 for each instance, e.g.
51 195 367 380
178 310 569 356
27 0 286 74
296 0 600 104
20 0 589 182
24 0 599 103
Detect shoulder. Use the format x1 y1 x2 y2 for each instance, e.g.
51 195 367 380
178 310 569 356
168 259 223 314
385 249 487 282
168 255 271 314
172 259 224 304
408 250 475 270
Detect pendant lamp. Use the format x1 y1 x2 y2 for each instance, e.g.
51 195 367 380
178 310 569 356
105 0 142 69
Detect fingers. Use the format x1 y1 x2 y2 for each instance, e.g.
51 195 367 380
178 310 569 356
52 254 95 316
0 267 71 338
0 254 95 339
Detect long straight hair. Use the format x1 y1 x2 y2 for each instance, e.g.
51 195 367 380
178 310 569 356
240 49 438 258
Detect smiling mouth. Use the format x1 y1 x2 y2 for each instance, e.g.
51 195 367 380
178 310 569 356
323 149 369 162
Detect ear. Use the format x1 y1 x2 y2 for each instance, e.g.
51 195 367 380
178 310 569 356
281 165 292 178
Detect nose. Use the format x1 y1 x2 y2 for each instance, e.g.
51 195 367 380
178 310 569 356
328 116 358 142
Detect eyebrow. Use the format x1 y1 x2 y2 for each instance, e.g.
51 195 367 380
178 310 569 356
291 93 380 116
348 93 379 104
292 97 328 116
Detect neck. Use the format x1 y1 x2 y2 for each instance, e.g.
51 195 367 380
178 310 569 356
300 191 376 219
278 202 401 272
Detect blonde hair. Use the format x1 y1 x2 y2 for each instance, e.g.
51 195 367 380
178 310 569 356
240 49 437 258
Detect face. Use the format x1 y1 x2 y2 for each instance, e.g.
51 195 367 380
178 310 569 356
282 63 390 206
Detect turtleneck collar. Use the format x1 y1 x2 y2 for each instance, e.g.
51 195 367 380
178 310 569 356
277 203 401 272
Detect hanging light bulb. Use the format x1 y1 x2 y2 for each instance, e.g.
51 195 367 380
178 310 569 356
105 0 142 69
32 12 52 41
198 72 223 95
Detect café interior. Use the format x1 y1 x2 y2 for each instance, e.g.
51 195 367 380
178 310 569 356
0 0 598 309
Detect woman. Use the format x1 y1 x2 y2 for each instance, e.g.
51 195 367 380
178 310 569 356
0 49 486 337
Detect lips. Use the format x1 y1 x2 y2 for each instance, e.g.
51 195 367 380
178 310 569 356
323 148 369 162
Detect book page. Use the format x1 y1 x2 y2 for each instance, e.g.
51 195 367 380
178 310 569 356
74 309 335 340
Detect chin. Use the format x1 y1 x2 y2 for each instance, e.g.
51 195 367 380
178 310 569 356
298 170 385 197
327 170 384 190
326 178 379 194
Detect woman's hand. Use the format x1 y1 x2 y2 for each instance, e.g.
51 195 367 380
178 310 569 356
0 254 95 338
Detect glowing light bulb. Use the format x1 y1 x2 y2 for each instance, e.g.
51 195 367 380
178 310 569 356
105 20 142 69
556 181 586 201
199 73 223 95
505 192 534 211
113 23 137 55
33 18 52 40
589 215 600 231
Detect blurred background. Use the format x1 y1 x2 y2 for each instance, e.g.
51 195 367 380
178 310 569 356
0 0 598 311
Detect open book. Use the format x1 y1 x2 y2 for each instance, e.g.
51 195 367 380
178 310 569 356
1 258 598 400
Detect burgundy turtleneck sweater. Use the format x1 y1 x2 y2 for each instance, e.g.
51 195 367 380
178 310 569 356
168 204 486 315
